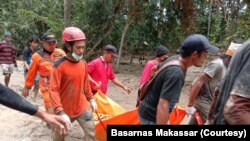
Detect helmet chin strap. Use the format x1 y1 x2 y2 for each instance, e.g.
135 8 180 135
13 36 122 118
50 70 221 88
70 46 74 54
65 42 74 54
67 44 77 60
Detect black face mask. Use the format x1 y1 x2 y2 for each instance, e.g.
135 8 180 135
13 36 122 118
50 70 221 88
43 48 53 55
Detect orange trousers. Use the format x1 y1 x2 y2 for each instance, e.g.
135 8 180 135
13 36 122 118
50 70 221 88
39 77 52 111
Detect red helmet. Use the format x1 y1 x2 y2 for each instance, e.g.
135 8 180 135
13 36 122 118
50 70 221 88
62 27 86 43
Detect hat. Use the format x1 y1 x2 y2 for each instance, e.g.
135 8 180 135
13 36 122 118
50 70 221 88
226 41 242 56
181 34 219 54
42 33 57 42
155 45 169 57
105 45 118 57
4 32 12 37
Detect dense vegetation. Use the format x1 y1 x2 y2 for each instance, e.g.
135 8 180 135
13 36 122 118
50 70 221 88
1 0 250 70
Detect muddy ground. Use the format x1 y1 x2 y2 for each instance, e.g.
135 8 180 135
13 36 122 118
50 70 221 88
0 56 203 141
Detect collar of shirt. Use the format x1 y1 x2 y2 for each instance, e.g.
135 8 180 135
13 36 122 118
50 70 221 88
100 56 108 70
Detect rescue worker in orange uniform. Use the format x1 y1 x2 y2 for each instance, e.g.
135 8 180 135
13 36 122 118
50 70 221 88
22 33 66 113
49 27 96 141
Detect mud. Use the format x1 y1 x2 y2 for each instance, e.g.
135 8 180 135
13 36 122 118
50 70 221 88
0 58 202 141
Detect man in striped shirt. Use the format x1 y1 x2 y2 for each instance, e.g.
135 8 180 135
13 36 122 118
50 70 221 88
0 32 18 87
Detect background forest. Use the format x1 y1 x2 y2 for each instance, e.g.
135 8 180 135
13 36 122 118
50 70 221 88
1 0 250 71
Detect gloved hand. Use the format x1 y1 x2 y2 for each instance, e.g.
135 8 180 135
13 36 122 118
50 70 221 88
58 111 73 128
89 99 97 112
186 106 196 115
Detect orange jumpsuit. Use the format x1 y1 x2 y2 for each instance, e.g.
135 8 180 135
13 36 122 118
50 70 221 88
25 48 65 110
49 57 93 118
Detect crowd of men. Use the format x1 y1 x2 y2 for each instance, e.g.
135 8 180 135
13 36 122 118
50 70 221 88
0 28 129 141
0 29 250 141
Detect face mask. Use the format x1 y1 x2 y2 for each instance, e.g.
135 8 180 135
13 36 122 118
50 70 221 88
72 52 83 61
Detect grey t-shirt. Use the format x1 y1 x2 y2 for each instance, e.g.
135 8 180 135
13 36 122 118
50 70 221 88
193 58 226 122
195 58 227 107
138 65 185 122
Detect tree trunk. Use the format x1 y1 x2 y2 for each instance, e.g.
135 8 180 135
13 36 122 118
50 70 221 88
157 1 163 40
86 28 112 58
115 21 130 72
86 0 124 58
219 0 227 43
64 0 71 27
207 0 213 37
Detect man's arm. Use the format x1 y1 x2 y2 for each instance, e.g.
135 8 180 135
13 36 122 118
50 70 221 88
84 64 94 101
49 67 64 114
156 98 170 124
88 74 101 90
111 78 131 94
188 73 211 106
206 85 220 124
0 83 37 115
0 84 69 134
35 108 69 135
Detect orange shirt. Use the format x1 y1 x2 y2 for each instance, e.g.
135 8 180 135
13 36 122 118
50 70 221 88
49 57 93 118
25 48 66 87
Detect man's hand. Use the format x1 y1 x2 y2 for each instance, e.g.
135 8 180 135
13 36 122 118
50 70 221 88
36 108 70 135
22 86 30 98
89 99 97 112
94 81 102 90
186 106 196 115
57 111 73 128
123 86 131 94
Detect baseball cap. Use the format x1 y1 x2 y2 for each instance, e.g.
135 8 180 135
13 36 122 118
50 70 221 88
4 32 12 37
226 41 242 56
105 45 118 57
181 34 219 54
155 45 169 57
42 33 57 42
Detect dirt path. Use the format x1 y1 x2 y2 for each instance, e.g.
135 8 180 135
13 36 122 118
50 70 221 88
0 60 202 141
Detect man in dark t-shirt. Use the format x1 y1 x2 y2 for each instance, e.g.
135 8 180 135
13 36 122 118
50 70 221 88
149 55 180 113
138 34 219 125
139 65 185 122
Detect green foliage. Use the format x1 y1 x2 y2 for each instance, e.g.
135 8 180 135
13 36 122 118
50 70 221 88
0 0 63 50
1 0 250 55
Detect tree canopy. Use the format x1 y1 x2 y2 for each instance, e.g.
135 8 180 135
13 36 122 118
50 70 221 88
1 0 250 67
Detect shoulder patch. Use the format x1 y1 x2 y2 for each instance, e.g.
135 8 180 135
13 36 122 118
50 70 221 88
54 57 67 68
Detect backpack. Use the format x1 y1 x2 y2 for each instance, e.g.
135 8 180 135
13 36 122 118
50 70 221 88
136 60 185 107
